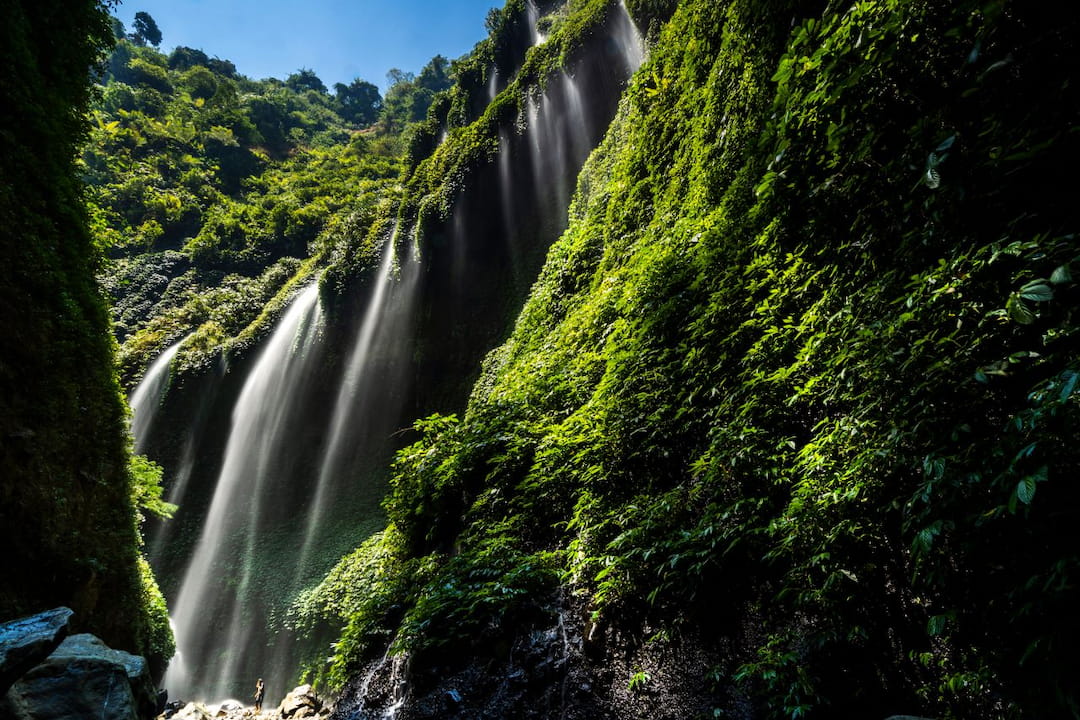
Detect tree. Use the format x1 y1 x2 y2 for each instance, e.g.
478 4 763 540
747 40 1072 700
131 11 162 48
334 78 382 127
286 68 327 94
386 68 415 87
169 46 209 71
417 55 451 93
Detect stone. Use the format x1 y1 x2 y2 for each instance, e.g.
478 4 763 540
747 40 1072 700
0 633 156 720
206 698 245 717
172 702 212 720
278 684 322 718
0 607 73 694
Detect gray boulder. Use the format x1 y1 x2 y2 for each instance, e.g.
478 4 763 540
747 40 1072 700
278 684 322 718
1 633 156 720
0 607 73 694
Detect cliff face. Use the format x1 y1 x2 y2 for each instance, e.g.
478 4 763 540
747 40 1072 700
329 1 1080 717
0 0 172 672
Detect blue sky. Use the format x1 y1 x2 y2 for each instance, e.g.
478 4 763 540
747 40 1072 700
116 0 499 91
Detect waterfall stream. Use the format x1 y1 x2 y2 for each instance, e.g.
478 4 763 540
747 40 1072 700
145 1 645 703
163 283 323 700
129 338 183 455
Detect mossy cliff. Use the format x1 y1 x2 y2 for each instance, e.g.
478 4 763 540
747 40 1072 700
0 0 172 675
318 1 1080 717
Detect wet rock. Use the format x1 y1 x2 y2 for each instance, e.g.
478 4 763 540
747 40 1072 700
0 607 73 694
278 684 322 718
161 699 186 718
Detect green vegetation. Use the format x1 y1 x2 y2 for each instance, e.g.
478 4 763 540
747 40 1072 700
1 0 173 674
85 27 414 382
315 0 1080 717
22 0 1072 712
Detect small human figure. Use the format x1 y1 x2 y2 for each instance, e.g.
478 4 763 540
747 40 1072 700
254 678 265 713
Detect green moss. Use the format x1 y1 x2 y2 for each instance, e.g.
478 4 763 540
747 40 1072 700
1 0 174 672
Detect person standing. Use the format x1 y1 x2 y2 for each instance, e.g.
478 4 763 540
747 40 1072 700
254 678 265 713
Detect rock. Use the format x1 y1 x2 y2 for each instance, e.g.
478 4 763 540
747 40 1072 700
207 698 244 717
0 607 73 694
162 699 186 718
278 684 322 718
172 702 212 720
0 632 156 720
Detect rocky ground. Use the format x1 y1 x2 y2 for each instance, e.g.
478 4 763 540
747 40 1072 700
163 684 330 720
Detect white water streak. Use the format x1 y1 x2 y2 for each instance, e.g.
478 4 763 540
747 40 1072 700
129 338 184 454
164 283 323 701
296 245 396 572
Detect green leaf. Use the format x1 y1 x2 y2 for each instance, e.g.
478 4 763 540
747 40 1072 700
927 613 950 636
1059 371 1079 402
935 135 956 152
1019 282 1054 302
1016 476 1037 505
1006 295 1036 324
1050 265 1072 284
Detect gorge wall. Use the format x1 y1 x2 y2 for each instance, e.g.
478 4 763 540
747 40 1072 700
0 0 173 675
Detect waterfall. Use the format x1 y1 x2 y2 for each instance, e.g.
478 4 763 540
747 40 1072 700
163 283 323 701
297 233 421 575
129 338 183 454
151 2 647 702
613 1 645 73
526 0 546 46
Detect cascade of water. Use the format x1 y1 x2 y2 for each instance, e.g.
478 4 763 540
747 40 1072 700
526 0 545 46
382 653 410 720
487 67 499 102
154 3 648 704
613 1 646 74
296 238 404 573
163 283 323 701
129 338 184 454
525 74 591 223
147 433 197 563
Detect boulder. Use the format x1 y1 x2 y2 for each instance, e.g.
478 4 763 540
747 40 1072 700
1 633 156 720
0 607 73 694
207 698 245 718
278 684 322 718
172 702 212 720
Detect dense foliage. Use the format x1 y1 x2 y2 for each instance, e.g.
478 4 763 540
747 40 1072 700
0 0 173 673
85 30 436 382
319 0 1080 717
